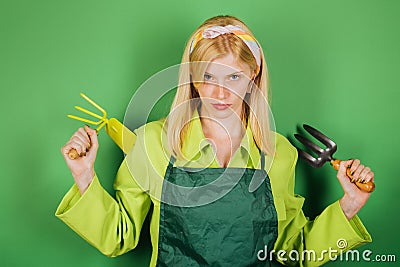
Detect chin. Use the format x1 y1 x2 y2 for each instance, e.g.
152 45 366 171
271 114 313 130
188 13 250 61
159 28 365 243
202 105 239 120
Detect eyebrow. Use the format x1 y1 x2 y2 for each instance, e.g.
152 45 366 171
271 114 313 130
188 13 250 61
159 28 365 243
204 71 244 76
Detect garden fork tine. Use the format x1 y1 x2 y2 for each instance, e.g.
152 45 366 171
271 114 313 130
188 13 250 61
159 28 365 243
67 93 108 132
293 124 375 193
294 124 337 168
294 133 326 168
303 124 337 151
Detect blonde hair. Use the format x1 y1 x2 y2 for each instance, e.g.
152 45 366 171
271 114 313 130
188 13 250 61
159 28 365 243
166 15 274 159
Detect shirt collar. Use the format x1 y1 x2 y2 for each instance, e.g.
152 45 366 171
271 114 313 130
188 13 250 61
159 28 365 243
181 109 261 167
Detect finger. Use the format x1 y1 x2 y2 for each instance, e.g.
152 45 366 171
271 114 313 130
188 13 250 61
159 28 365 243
61 142 73 155
339 159 353 173
364 172 374 183
77 127 91 144
74 130 91 149
353 164 365 182
359 167 371 182
349 159 360 175
68 140 86 156
70 135 88 151
61 140 79 154
85 125 99 162
337 159 359 192
61 142 79 160
338 159 354 183
85 125 99 153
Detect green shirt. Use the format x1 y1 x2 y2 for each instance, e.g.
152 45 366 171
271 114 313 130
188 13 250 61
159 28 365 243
56 111 372 266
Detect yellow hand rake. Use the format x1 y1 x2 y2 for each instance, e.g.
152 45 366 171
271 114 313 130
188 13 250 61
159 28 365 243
67 93 137 159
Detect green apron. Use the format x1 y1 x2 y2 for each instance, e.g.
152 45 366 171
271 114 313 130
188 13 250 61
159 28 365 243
156 152 278 266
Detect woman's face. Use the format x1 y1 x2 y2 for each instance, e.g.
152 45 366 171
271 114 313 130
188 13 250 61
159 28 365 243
195 53 255 120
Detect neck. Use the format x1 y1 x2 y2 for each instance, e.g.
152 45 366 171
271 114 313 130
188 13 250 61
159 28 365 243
199 107 246 140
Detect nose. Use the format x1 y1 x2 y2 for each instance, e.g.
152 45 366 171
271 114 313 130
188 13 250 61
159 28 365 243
215 83 229 99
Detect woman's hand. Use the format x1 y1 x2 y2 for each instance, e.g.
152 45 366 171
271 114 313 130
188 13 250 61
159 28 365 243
61 125 99 195
337 159 374 220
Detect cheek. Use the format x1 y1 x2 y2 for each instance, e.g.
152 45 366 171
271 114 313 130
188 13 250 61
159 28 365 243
230 92 247 106
197 83 217 97
228 83 249 99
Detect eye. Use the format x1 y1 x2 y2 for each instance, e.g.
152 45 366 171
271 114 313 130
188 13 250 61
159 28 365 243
230 74 240 80
204 74 212 80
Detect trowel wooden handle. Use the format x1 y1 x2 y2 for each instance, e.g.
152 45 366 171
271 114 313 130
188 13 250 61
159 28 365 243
68 148 85 160
68 141 90 159
330 159 375 193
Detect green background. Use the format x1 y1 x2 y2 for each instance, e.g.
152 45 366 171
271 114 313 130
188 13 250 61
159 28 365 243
1 0 398 266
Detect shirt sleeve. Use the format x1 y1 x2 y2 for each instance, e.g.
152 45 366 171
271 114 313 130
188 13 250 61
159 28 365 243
55 144 152 257
272 136 372 266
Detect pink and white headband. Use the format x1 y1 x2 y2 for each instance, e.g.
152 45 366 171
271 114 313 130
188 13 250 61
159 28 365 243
189 25 262 74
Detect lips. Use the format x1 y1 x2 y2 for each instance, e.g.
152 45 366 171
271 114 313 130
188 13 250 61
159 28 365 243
211 103 232 110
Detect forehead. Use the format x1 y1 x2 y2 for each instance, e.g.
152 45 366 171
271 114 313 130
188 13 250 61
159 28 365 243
205 54 250 75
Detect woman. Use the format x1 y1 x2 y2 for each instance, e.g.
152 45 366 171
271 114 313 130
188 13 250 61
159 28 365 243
57 15 374 266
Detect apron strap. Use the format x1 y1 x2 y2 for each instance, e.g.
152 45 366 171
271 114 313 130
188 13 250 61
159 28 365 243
168 155 176 168
260 151 265 170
